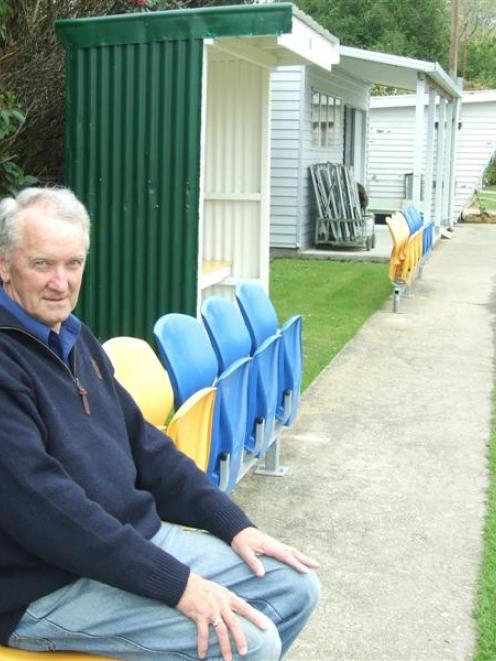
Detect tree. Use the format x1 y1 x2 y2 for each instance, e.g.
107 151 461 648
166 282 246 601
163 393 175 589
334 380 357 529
0 0 245 189
455 0 496 86
295 0 451 68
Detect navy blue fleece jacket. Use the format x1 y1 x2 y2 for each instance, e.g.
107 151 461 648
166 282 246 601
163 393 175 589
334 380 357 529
0 306 252 644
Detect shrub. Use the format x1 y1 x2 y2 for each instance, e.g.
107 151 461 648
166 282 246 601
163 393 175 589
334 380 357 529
0 91 37 196
484 153 496 187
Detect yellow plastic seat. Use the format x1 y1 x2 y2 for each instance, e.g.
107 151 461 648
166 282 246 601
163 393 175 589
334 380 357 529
102 336 174 431
386 213 410 282
0 647 114 659
103 336 216 472
167 387 216 472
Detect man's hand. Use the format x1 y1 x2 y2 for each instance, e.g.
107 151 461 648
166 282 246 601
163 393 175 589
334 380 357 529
231 527 319 577
176 572 271 660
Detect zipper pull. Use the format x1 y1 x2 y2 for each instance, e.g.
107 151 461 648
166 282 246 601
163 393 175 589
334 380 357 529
75 378 91 415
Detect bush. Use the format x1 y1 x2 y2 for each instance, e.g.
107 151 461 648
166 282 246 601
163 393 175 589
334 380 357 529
484 153 496 187
0 91 37 196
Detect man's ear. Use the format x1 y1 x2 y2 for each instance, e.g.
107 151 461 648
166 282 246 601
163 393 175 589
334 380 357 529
0 251 11 284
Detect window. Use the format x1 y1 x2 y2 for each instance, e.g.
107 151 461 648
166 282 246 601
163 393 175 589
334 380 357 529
311 90 341 148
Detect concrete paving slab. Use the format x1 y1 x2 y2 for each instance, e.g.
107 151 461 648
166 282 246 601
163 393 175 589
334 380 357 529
300 224 392 263
234 224 496 661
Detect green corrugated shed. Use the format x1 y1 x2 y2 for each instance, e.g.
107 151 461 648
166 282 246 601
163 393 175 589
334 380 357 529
55 4 294 343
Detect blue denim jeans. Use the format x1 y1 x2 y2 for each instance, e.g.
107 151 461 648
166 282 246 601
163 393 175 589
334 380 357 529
9 523 320 660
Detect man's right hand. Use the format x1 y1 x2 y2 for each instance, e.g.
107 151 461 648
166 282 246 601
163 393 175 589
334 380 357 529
176 572 271 660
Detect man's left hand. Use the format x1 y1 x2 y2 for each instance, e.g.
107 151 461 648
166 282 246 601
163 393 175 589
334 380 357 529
231 527 319 577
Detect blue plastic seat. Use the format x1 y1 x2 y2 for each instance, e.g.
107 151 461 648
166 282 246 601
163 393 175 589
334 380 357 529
403 206 423 234
235 281 303 426
201 296 280 458
403 205 434 259
153 314 249 492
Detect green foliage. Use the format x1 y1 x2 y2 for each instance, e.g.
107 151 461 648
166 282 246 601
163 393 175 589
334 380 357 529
122 0 243 11
464 35 496 88
0 92 37 197
270 259 391 391
295 0 451 68
474 388 496 660
0 0 13 45
484 155 496 187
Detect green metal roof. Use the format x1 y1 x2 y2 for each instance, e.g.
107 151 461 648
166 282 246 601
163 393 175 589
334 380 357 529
55 3 294 49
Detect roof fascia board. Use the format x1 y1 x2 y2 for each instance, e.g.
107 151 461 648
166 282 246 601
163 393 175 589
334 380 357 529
340 45 461 99
278 11 339 71
55 3 294 49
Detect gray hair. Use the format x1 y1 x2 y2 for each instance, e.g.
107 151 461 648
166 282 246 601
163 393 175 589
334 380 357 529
0 187 91 260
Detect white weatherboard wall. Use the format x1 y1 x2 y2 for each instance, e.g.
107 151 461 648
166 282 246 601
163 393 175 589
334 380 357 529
270 66 303 250
368 90 496 222
270 65 370 250
367 101 435 212
455 91 496 213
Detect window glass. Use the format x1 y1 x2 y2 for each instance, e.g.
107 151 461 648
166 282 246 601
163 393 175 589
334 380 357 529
312 90 341 148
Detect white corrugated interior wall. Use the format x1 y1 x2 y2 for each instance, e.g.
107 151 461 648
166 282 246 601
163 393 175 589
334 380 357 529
201 53 270 302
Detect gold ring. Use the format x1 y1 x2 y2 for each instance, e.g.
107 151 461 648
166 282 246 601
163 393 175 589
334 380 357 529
211 617 223 628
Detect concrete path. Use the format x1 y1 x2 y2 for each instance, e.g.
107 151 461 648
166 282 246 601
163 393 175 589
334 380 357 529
234 224 496 661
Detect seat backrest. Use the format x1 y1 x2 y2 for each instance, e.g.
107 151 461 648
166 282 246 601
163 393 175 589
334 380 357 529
213 356 251 492
201 297 252 372
235 281 279 350
102 336 173 429
167 387 216 473
153 314 218 408
403 206 423 233
386 213 410 279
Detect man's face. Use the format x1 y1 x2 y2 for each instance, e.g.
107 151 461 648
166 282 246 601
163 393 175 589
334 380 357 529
0 205 88 332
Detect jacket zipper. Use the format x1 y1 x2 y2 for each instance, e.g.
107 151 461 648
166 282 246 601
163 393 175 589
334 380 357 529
0 325 91 415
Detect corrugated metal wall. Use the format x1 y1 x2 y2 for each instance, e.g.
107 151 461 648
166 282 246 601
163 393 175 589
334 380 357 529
64 39 203 342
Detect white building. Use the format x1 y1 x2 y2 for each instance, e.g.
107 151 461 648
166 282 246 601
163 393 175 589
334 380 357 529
270 47 462 252
368 89 496 224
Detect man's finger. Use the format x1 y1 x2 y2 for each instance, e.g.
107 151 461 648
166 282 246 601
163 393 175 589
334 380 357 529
197 620 210 659
213 618 233 661
221 611 248 657
237 545 266 577
232 596 271 631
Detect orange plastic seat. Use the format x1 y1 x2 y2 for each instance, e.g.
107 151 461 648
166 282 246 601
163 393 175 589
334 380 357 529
0 647 114 659
102 336 174 431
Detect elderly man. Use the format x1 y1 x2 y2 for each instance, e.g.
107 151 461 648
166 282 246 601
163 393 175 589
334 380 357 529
0 187 319 661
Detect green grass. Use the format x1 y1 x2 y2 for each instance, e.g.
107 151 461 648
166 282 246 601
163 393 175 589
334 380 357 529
474 388 496 660
269 258 391 391
475 186 496 212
